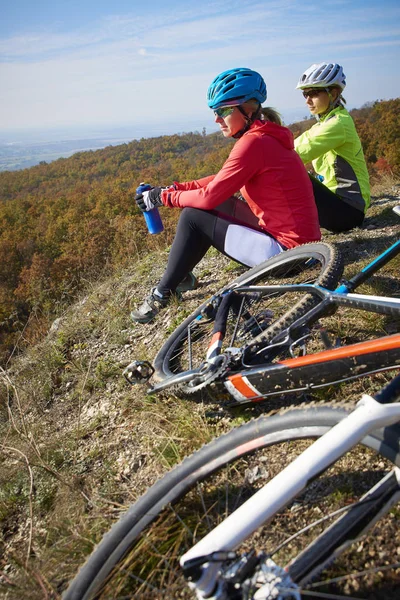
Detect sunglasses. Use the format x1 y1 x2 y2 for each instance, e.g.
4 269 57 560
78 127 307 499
302 89 324 99
214 106 236 118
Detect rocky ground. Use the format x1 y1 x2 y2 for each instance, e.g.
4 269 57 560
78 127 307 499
1 180 400 599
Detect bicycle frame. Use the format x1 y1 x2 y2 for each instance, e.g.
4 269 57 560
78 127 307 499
180 392 400 599
225 282 400 403
147 279 400 398
145 237 400 398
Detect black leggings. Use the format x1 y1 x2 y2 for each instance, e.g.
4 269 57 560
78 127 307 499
310 175 365 232
157 200 282 296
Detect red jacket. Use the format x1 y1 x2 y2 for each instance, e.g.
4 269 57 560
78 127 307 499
161 120 320 249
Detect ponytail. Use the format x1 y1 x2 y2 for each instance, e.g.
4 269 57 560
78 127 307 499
242 99 282 125
259 107 282 125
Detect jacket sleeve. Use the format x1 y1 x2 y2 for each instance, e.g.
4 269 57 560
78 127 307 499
294 116 346 164
172 175 216 190
161 136 262 210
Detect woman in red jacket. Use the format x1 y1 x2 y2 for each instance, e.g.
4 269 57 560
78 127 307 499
131 67 320 323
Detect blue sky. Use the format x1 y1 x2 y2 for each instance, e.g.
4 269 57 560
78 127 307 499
1 0 399 141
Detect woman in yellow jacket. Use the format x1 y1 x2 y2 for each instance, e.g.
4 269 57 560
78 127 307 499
295 62 370 232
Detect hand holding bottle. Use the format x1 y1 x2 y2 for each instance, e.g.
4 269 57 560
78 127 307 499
135 185 163 212
135 183 164 234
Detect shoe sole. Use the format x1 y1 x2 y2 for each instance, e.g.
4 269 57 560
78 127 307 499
130 312 156 324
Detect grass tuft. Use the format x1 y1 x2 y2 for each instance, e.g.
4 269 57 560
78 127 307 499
0 176 400 597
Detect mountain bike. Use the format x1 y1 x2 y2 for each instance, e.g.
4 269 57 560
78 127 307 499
124 216 400 404
63 373 400 599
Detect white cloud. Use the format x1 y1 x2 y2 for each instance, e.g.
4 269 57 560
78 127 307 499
0 0 399 132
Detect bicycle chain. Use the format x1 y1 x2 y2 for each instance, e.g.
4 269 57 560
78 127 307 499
171 354 230 395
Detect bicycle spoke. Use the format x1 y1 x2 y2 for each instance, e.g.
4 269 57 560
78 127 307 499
64 404 399 600
155 243 343 385
169 504 196 539
271 496 377 556
228 295 246 345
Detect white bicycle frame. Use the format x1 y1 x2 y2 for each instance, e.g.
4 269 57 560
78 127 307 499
180 394 400 598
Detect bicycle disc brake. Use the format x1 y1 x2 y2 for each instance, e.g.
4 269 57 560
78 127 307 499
247 557 301 599
224 553 300 599
184 551 300 600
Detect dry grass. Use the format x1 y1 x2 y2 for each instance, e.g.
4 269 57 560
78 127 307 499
0 177 400 599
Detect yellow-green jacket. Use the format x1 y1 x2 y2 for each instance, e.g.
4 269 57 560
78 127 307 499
294 106 370 213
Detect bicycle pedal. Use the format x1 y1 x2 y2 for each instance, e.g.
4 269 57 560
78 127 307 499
123 360 154 385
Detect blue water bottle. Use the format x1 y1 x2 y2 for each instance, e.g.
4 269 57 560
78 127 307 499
136 182 164 235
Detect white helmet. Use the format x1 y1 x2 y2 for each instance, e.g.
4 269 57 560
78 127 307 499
296 62 346 90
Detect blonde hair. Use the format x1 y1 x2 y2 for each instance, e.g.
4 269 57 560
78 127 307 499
259 107 282 124
242 99 282 125
328 86 346 107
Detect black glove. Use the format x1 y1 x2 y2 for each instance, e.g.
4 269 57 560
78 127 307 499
135 187 163 212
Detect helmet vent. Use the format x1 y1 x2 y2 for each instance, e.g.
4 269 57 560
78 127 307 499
296 62 346 91
207 67 267 109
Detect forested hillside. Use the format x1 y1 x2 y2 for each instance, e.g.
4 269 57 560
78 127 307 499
0 98 399 363
0 132 233 362
1 184 400 599
1 98 400 599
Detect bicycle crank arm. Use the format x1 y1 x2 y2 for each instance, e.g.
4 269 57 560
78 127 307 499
124 359 207 391
148 367 207 393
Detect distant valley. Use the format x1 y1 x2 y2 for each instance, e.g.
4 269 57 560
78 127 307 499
0 136 135 171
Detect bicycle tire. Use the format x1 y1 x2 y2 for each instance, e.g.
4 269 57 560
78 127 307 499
63 406 400 599
154 242 343 385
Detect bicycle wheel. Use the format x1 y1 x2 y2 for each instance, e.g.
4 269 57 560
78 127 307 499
154 243 343 386
63 407 400 599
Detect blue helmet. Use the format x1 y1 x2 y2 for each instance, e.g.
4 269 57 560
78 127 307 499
207 68 267 110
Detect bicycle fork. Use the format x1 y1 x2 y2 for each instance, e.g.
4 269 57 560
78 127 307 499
180 394 400 599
